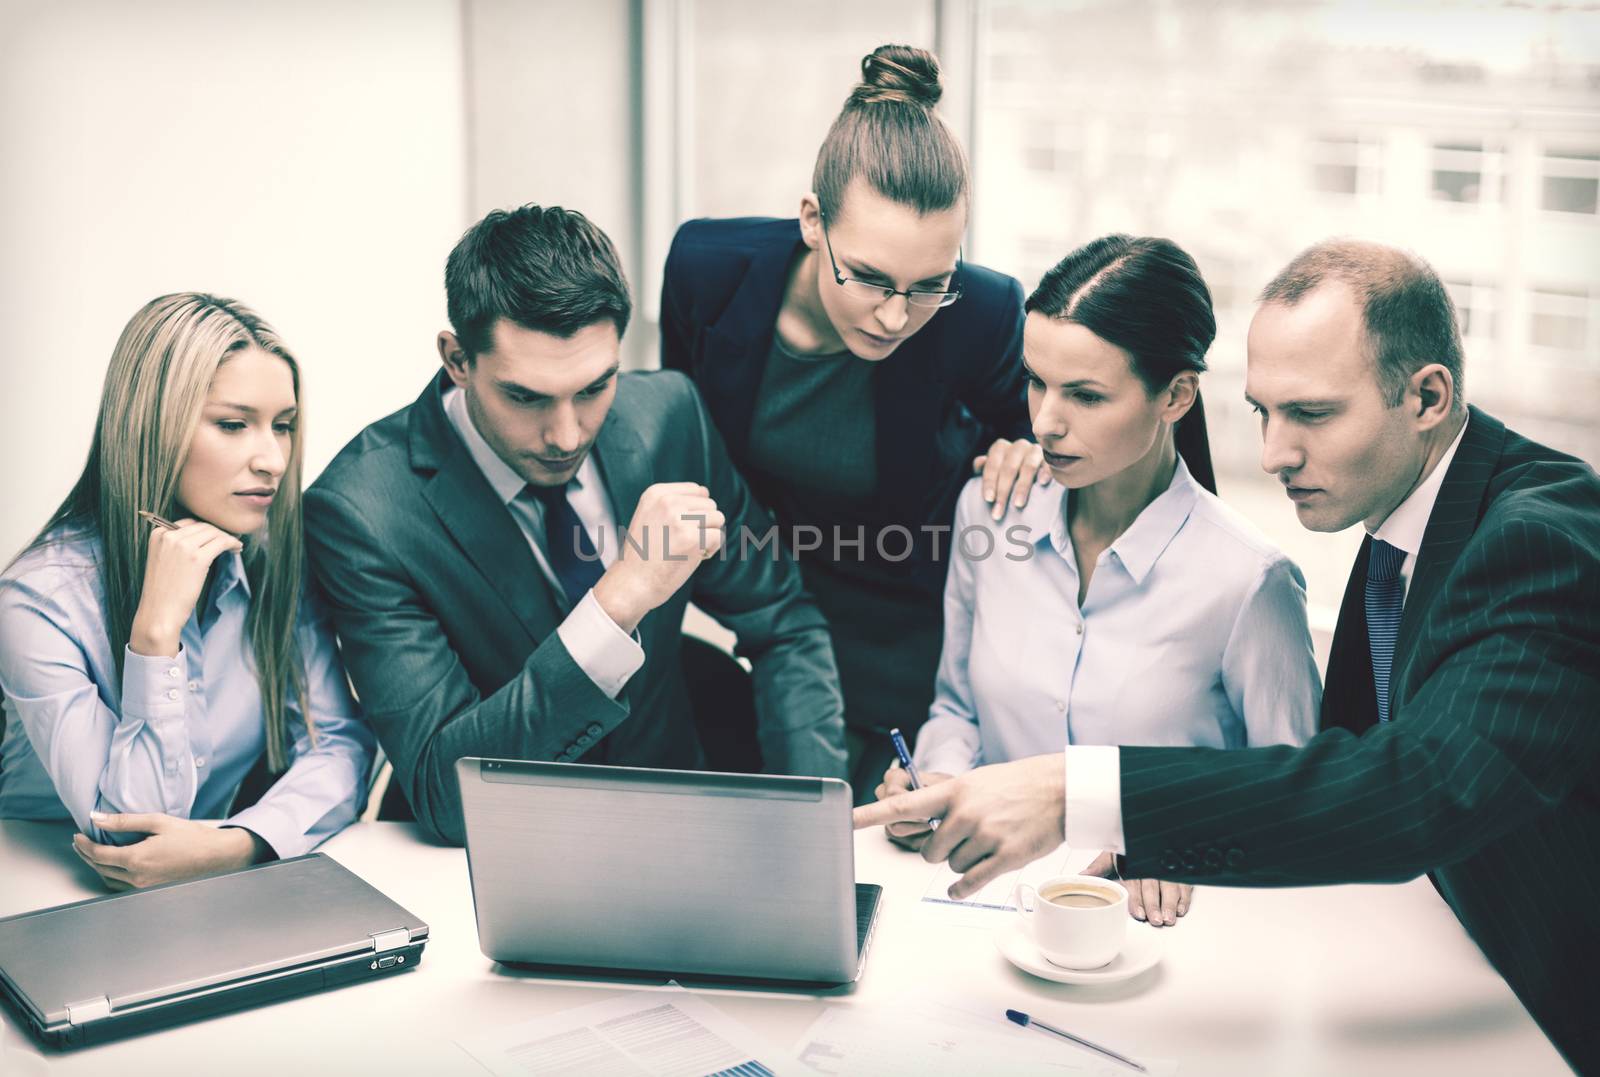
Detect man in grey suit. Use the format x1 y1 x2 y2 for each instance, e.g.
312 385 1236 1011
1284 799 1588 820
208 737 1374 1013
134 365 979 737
304 204 846 845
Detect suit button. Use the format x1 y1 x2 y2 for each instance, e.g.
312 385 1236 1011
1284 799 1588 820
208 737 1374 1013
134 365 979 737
553 750 572 762
1225 848 1245 869
576 734 592 748
1161 850 1182 873
1204 848 1223 869
586 723 603 737
1180 849 1199 871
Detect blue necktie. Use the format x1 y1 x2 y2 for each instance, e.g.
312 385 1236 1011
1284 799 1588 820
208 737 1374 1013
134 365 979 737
527 482 605 608
1364 538 1406 723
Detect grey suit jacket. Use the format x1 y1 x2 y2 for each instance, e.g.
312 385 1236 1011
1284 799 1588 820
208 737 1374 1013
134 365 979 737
303 370 846 845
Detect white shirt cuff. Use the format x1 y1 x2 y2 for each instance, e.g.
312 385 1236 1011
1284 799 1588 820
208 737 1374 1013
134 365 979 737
1064 745 1125 855
557 590 645 699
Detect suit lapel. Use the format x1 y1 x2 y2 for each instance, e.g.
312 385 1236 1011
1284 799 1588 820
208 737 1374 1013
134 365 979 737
1394 407 1504 688
590 404 651 543
697 228 802 459
409 374 565 641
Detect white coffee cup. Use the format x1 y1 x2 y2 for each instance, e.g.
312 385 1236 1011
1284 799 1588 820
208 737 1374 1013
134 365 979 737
1016 874 1128 970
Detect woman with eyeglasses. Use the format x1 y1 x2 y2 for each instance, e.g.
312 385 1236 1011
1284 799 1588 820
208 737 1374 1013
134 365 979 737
661 44 1041 799
0 293 375 889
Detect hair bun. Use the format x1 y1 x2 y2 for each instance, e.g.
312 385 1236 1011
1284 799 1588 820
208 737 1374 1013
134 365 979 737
851 44 942 109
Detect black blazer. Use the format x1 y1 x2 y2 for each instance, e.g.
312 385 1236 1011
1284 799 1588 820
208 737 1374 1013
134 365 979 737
1116 408 1600 1070
303 371 846 846
660 217 1030 596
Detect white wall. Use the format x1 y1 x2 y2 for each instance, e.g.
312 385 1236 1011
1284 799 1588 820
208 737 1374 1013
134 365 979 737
462 0 642 360
0 0 468 559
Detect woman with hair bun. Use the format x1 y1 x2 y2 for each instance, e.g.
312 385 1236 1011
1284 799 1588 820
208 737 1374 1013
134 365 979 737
877 236 1322 926
0 293 375 888
662 45 1042 799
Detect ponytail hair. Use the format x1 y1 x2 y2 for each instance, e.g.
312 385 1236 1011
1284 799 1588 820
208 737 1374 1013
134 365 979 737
811 44 968 219
1025 236 1218 494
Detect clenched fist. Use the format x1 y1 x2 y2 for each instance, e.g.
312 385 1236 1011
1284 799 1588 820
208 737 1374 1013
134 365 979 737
592 483 724 632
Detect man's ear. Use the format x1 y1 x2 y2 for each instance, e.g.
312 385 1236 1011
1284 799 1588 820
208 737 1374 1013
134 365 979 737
438 331 470 387
1409 363 1454 431
798 193 823 251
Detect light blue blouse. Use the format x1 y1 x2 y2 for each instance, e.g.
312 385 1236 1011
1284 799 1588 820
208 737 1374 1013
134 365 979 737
914 460 1320 775
0 527 375 857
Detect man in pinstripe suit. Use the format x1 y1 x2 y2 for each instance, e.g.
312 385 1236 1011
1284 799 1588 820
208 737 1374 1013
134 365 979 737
857 240 1599 1070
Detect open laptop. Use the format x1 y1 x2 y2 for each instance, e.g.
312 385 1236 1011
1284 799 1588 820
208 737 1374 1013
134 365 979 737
0 853 428 1048
457 758 882 986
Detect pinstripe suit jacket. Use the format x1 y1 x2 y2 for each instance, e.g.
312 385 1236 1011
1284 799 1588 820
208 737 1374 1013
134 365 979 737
1117 408 1599 1070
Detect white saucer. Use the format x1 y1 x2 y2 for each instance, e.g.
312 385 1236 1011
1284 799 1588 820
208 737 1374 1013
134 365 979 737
994 917 1163 985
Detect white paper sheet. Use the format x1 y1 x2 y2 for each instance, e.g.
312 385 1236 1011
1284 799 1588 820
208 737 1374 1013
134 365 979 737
918 844 1087 926
792 1003 1178 1077
458 986 796 1077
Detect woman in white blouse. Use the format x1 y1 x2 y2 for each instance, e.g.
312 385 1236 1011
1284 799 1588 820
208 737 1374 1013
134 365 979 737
878 236 1321 925
0 293 374 888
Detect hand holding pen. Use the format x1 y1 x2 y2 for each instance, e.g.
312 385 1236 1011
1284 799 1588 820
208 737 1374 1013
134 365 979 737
875 728 952 850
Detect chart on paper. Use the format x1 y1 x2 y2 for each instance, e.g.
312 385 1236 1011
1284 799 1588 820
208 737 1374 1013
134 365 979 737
458 987 798 1077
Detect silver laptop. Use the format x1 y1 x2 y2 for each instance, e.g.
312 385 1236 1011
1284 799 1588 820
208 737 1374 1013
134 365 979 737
0 853 428 1048
457 758 882 986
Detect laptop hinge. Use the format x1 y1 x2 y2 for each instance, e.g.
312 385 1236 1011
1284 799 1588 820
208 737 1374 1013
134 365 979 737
66 995 112 1025
370 928 411 954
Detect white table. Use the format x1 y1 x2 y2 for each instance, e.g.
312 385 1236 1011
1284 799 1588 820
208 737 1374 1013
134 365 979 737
0 820 1570 1076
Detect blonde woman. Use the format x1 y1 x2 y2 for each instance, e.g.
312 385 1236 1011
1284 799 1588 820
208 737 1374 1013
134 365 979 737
0 293 374 888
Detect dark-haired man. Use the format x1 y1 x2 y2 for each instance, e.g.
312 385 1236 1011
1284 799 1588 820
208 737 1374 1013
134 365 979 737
306 205 846 846
857 239 1599 1070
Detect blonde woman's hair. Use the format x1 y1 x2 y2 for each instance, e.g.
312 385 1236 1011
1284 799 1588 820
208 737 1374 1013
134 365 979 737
811 44 969 220
20 293 311 772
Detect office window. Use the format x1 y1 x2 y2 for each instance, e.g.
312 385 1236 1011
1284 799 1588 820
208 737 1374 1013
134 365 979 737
1309 136 1382 198
677 0 937 219
1540 148 1600 215
1444 279 1498 343
1430 141 1503 204
1528 287 1593 354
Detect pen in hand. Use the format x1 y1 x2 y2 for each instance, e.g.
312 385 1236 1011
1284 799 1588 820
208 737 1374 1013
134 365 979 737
887 727 939 831
138 510 180 530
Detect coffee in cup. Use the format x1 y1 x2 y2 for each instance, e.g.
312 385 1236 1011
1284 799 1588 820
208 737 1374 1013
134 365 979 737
1040 882 1121 909
1016 874 1128 969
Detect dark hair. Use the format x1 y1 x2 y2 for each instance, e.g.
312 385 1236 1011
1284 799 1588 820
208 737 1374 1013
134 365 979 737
444 204 631 358
1025 235 1218 495
1258 239 1465 409
811 45 968 219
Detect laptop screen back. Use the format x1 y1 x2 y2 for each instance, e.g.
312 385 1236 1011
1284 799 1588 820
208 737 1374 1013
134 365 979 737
457 759 859 983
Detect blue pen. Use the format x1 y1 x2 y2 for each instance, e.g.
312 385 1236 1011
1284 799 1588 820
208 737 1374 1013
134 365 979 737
888 727 939 830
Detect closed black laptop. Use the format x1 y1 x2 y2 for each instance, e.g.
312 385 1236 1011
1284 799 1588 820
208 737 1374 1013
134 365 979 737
0 853 427 1048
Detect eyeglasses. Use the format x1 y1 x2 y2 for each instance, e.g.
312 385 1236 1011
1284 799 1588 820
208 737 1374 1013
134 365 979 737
820 217 963 309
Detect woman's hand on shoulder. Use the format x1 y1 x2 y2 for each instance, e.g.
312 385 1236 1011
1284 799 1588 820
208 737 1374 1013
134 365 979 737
129 519 243 657
972 439 1047 521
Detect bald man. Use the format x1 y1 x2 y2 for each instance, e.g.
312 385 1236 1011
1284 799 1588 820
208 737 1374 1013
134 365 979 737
857 240 1599 1071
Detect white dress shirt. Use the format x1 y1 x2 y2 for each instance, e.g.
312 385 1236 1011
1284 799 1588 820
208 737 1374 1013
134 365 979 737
442 385 643 699
918 463 1318 853
1068 416 1471 855
0 531 375 857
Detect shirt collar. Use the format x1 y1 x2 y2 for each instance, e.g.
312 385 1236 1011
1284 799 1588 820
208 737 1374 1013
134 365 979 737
207 548 250 611
1368 419 1469 556
442 384 596 503
1035 456 1202 585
